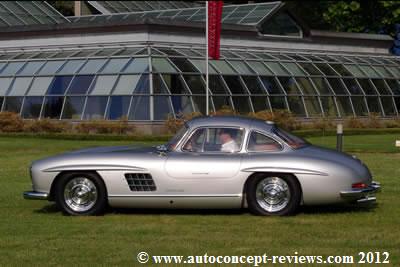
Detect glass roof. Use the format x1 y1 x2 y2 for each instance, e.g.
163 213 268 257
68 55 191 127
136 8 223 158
0 44 399 120
0 1 68 27
71 2 282 26
89 1 200 14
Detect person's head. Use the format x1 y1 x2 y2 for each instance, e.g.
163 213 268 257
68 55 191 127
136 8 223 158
219 129 236 144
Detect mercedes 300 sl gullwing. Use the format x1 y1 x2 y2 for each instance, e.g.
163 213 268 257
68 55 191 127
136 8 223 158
23 116 380 216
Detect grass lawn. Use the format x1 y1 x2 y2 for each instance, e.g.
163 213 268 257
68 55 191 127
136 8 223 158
0 134 399 266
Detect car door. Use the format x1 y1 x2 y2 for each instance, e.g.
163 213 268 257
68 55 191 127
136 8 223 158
164 127 244 194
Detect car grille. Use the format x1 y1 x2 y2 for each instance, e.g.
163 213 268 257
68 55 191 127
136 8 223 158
124 173 156 191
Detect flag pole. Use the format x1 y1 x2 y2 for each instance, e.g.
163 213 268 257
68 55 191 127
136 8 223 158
205 1 209 116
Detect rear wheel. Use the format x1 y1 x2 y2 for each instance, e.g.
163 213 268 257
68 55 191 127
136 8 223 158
247 174 301 216
54 172 107 216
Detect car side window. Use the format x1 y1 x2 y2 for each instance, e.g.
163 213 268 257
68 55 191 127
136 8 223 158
182 127 243 153
247 131 282 152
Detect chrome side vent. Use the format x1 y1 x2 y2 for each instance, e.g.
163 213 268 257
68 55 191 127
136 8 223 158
125 173 156 191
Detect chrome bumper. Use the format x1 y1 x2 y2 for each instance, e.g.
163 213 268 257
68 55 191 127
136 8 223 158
23 191 49 200
340 181 381 203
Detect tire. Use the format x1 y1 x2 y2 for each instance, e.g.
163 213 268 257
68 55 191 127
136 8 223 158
246 174 301 216
54 172 107 216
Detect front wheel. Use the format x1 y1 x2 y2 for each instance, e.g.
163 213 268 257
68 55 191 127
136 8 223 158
54 172 107 216
246 174 301 216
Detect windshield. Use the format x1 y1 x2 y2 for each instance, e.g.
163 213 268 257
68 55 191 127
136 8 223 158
273 127 309 149
166 124 188 151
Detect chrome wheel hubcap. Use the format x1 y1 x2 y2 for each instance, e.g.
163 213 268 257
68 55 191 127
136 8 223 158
256 177 291 212
64 177 97 212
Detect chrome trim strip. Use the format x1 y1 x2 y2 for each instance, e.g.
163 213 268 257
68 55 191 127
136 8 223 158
23 191 49 200
108 194 242 198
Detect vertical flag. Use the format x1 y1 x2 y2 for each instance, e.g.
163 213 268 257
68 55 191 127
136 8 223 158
208 1 224 60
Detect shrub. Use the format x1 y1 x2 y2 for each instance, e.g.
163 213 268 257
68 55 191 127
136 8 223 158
0 112 24 132
364 113 383 128
211 105 237 116
164 112 202 134
74 118 135 135
310 117 336 131
344 116 364 128
249 109 301 131
23 118 69 133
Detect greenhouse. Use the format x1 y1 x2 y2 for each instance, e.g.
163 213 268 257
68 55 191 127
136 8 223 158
0 1 399 122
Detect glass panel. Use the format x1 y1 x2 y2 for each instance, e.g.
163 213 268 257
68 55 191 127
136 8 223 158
264 62 289 76
295 77 318 95
37 60 64 75
303 96 322 117
223 76 247 94
133 74 150 94
311 77 333 95
351 96 368 116
343 64 364 77
0 62 25 76
183 75 205 94
62 96 85 119
228 60 254 75
320 96 338 117
278 77 301 94
90 75 118 95
153 74 170 94
242 76 266 94
385 80 400 95
209 60 236 74
154 96 173 120
232 96 251 113
314 63 337 76
373 66 393 78
280 62 306 76
7 77 32 96
82 96 108 120
386 66 400 77
330 64 352 76
169 58 198 73
0 77 14 96
395 97 400 114
188 59 218 74
47 76 73 95
209 75 229 94
57 60 85 74
100 58 130 73
152 58 178 73
192 95 209 114
269 96 287 110
359 65 380 78
357 79 377 95
3 97 23 113
113 75 141 95
381 97 396 116
260 11 301 36
18 61 45 75
213 96 232 110
298 62 322 75
0 97 3 110
171 95 194 115
129 96 150 120
327 78 348 95
371 79 392 95
287 96 306 116
251 96 270 111
247 132 282 152
162 74 190 94
246 61 273 75
27 77 53 96
366 97 382 115
67 75 95 95
22 96 43 118
123 58 149 73
42 96 64 119
78 59 108 74
260 76 284 94
336 96 354 116
342 78 364 95
105 96 131 120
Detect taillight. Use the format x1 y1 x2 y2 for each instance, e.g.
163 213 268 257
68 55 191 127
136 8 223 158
352 182 368 189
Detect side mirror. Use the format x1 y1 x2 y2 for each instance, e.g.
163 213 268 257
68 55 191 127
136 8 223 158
156 144 168 152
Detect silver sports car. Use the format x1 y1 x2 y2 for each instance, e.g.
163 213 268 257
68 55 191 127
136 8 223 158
23 116 380 216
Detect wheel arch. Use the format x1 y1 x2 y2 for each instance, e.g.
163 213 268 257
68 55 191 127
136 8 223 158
48 170 107 201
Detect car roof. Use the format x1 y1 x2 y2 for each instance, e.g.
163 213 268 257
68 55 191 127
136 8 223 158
186 115 275 132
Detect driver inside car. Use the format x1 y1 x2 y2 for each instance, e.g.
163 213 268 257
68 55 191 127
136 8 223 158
219 128 239 153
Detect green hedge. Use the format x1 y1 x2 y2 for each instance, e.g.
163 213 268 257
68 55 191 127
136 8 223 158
0 128 399 141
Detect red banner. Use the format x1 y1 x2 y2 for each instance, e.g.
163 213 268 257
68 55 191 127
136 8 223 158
208 1 223 60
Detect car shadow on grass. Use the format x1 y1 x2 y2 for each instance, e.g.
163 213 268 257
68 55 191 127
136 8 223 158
34 203 378 216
